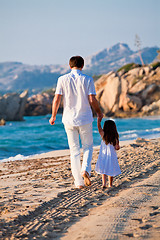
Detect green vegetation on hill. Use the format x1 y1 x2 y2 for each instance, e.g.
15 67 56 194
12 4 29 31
117 63 141 74
150 61 160 70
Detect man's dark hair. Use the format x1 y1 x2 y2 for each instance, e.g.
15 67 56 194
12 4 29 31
69 56 84 68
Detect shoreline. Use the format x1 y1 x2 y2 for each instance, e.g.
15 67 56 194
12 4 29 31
28 139 135 160
0 138 153 162
1 115 160 162
0 137 160 239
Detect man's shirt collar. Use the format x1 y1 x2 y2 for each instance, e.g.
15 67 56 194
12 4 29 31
71 69 82 74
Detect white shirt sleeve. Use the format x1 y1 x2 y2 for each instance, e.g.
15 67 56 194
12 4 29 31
88 77 96 95
55 77 63 95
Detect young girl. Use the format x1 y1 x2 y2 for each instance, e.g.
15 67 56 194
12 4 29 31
95 118 121 188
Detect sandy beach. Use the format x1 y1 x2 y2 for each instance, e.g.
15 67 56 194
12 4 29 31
0 138 160 239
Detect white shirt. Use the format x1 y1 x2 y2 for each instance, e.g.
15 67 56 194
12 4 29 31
55 69 96 126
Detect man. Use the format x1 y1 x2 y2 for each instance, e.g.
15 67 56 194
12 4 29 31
49 56 103 189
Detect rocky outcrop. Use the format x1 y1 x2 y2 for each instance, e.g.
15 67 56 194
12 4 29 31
0 90 28 121
95 64 160 117
100 73 121 114
24 90 63 116
142 100 160 115
24 92 54 116
24 64 160 118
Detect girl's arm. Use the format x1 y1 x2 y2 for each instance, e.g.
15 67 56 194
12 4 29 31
114 139 120 150
97 117 104 138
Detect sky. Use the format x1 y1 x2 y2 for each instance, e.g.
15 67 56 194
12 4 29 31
0 0 159 65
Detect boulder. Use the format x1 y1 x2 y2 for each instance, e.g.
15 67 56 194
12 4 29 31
94 71 113 92
4 93 20 120
100 75 121 114
14 90 28 120
121 77 129 94
148 70 156 77
142 99 160 114
119 92 129 111
117 69 126 77
143 66 151 75
96 88 104 102
127 67 140 77
0 97 7 119
25 93 53 116
119 94 142 112
141 84 157 99
129 81 146 94
0 90 28 121
139 68 145 77
127 95 142 111
124 74 138 89
155 67 160 74
24 91 62 116
139 66 151 76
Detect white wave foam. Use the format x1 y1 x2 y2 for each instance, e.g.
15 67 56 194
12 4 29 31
148 127 160 132
121 133 138 139
120 130 136 134
120 127 160 135
1 154 30 162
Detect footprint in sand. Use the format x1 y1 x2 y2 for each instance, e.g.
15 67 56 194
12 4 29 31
139 224 152 230
123 233 134 237
131 218 143 223
149 205 159 210
149 211 160 216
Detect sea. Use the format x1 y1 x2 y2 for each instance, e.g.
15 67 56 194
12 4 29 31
0 114 160 162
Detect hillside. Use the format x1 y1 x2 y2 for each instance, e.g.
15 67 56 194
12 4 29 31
0 43 159 92
84 43 159 74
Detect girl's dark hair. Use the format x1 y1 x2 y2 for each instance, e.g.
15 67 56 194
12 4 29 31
103 120 119 146
69 56 84 68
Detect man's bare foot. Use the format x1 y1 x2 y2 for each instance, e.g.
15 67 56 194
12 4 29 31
82 171 91 186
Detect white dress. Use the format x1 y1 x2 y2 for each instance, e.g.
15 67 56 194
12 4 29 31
95 140 121 176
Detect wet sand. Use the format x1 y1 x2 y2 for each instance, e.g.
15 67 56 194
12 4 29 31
0 138 160 239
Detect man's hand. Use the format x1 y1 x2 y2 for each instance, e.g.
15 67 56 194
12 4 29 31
49 116 56 125
49 94 62 126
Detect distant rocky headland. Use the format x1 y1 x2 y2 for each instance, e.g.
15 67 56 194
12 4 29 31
0 43 159 92
0 62 159 122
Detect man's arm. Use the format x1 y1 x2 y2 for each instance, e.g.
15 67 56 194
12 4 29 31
49 94 62 125
88 95 103 120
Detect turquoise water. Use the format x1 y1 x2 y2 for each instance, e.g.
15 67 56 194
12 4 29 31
0 114 160 161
